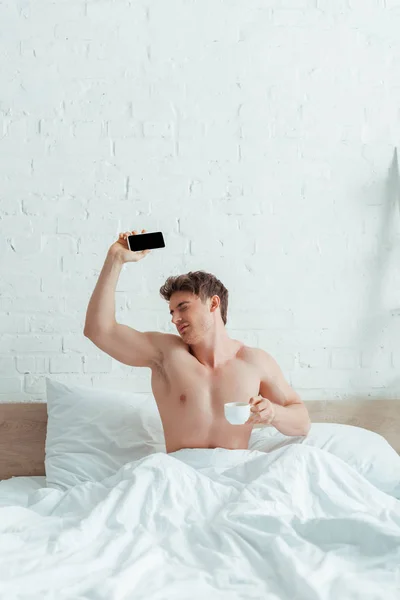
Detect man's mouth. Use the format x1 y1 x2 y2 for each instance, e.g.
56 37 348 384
179 324 189 333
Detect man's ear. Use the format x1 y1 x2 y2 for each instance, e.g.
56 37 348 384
210 295 220 312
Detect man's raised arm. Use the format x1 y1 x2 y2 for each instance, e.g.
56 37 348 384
83 229 163 369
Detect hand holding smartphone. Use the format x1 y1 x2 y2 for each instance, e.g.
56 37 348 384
108 229 164 264
127 231 165 252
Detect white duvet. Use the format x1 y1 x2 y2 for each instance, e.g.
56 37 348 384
1 445 400 600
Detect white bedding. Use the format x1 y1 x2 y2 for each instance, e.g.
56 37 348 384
0 445 400 599
0 476 47 507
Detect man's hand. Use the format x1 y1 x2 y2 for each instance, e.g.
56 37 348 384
245 394 276 426
108 229 152 264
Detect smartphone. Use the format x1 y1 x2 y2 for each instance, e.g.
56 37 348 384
127 231 165 252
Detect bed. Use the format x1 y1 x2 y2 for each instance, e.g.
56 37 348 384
0 398 400 599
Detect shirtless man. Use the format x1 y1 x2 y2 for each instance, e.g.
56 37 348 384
84 229 311 454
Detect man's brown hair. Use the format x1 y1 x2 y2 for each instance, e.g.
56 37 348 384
159 270 229 325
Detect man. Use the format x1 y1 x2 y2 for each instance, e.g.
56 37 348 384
84 229 311 454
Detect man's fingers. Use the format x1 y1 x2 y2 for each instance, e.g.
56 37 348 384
259 407 275 424
250 396 263 406
259 408 270 418
246 415 257 425
251 399 266 411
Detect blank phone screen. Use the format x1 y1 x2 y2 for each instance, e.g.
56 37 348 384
127 231 165 252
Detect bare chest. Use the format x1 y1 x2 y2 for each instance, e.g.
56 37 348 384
150 343 261 417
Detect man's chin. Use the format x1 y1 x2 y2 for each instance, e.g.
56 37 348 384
182 329 195 343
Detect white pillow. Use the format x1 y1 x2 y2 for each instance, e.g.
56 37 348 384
249 423 400 499
45 378 166 490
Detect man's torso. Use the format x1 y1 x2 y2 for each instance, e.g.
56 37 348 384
150 335 265 453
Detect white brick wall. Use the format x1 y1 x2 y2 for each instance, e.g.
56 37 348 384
1 1 400 402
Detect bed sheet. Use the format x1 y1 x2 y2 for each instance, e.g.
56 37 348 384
0 445 400 599
0 476 48 507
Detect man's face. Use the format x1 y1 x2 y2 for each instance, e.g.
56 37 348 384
169 292 214 340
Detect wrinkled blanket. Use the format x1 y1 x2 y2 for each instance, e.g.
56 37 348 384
1 445 400 600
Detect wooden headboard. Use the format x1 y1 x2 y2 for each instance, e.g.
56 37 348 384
0 399 399 480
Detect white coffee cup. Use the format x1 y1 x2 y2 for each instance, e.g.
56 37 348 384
224 401 251 425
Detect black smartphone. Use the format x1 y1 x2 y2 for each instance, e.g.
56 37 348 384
127 231 165 252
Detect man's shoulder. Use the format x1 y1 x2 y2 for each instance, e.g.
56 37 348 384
150 331 181 346
146 332 184 371
239 344 270 361
150 331 185 355
238 345 278 371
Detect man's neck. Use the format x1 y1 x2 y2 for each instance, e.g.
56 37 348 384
189 335 242 370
